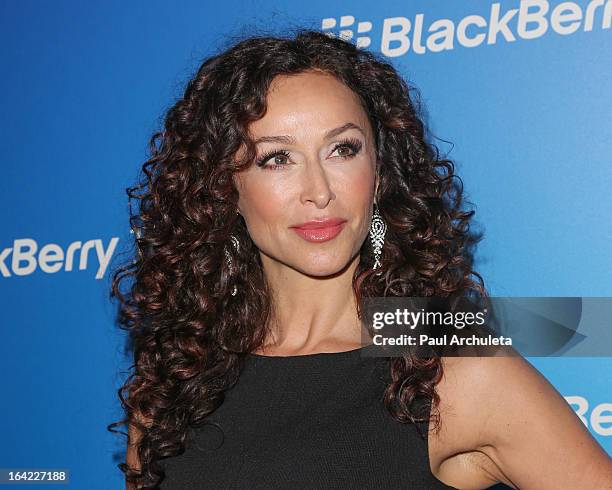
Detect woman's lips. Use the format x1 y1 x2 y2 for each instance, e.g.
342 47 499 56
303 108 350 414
291 221 346 243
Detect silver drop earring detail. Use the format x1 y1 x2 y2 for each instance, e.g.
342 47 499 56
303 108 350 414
369 205 386 272
224 234 240 296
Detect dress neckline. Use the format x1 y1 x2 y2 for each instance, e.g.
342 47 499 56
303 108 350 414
247 344 373 360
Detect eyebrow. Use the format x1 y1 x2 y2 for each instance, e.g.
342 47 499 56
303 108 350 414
253 122 365 145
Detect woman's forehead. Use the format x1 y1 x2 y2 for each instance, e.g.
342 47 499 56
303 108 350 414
248 73 372 142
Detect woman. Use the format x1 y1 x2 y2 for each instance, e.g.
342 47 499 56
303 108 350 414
108 29 612 489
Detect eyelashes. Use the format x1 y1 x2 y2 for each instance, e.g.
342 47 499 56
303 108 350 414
255 137 363 170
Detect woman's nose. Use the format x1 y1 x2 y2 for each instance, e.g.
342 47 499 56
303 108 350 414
299 159 336 208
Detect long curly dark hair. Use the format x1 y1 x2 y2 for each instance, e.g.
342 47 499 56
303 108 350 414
108 27 486 489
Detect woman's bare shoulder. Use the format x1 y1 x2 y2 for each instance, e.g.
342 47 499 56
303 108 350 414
428 352 612 489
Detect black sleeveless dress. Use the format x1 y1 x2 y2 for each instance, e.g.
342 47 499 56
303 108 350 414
159 345 457 489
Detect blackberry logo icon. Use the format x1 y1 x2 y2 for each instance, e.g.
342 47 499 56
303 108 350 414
321 15 373 48
321 1 612 57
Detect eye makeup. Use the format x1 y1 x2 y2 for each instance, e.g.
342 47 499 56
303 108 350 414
255 137 363 170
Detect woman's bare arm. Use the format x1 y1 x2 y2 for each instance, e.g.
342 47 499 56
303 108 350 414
439 354 612 489
125 412 151 490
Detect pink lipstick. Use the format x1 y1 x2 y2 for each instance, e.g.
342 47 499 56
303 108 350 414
290 218 347 243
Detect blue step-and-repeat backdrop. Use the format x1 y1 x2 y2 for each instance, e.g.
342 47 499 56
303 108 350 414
1 1 610 488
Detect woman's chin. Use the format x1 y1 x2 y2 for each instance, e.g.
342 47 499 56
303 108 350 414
293 256 355 278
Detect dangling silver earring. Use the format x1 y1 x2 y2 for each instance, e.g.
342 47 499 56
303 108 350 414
369 205 386 273
224 235 240 296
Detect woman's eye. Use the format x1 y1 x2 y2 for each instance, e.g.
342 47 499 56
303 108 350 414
266 154 289 166
256 150 291 169
332 138 362 159
256 138 362 170
335 145 353 157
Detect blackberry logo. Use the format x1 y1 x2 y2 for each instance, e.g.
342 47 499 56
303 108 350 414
322 0 612 57
0 237 119 280
322 15 372 48
566 396 612 436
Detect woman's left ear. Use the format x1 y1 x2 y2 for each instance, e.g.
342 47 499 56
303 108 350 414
374 170 380 199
